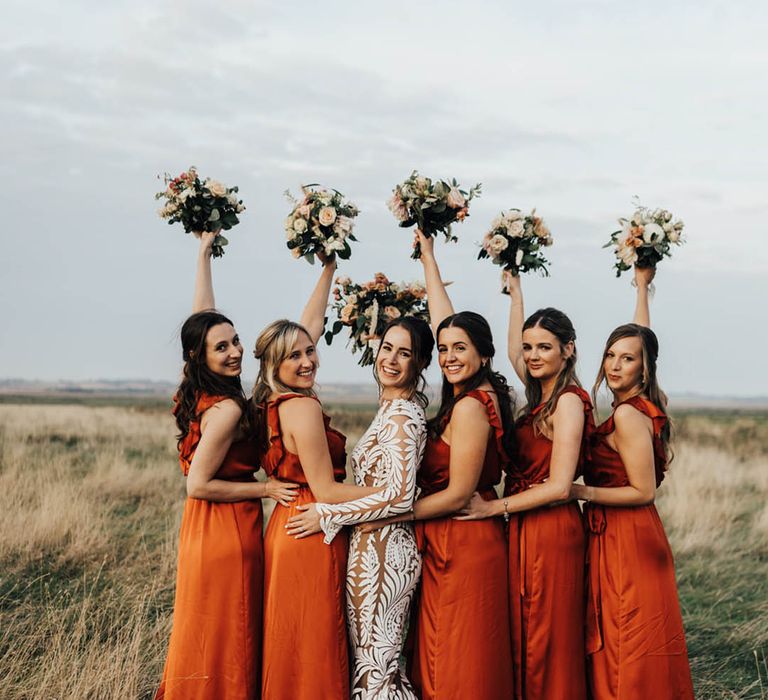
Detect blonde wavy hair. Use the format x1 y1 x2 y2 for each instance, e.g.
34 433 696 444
251 319 316 451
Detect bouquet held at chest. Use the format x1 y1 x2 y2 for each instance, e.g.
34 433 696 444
388 171 481 259
285 185 359 264
478 208 553 282
326 273 429 366
606 202 685 277
155 167 245 258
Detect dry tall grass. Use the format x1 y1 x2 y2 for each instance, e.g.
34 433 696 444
0 403 766 699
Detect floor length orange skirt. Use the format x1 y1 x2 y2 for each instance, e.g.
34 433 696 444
262 487 349 700
411 516 513 700
585 504 694 699
156 498 263 700
508 502 587 700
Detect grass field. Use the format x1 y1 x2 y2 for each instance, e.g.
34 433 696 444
0 399 766 699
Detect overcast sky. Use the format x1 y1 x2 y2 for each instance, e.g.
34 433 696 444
1 0 766 397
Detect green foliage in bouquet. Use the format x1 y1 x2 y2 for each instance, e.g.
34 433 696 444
155 167 245 258
387 171 481 259
326 273 430 366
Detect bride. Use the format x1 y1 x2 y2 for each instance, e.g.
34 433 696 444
286 316 434 699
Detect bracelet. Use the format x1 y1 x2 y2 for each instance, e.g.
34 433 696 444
502 499 510 523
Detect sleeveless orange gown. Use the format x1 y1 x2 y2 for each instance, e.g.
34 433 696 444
410 389 514 700
584 396 694 699
505 385 592 700
260 393 350 700
156 393 263 700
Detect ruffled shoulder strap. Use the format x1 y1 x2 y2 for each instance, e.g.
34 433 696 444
175 392 230 475
266 392 322 446
464 389 507 460
558 385 596 434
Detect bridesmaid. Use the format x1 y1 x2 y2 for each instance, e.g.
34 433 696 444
361 232 515 700
571 266 695 699
458 271 591 700
254 255 385 700
284 316 434 699
156 232 298 700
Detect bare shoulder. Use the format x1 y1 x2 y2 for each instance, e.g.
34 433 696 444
613 402 652 434
201 398 242 429
278 395 323 430
451 395 490 424
552 390 584 418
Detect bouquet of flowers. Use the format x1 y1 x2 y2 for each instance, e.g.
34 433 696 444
605 202 685 277
155 166 245 258
478 209 553 280
387 171 481 259
284 185 359 264
326 273 429 366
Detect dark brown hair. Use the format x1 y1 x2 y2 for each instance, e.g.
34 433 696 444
173 311 249 450
429 311 516 457
372 316 434 409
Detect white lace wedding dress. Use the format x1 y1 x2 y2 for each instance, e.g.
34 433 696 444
315 398 426 700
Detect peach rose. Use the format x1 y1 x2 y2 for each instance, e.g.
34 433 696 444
446 187 465 209
205 179 227 197
318 206 337 226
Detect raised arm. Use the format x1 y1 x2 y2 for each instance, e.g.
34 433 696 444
502 271 527 383
571 404 656 506
291 401 426 542
632 265 655 327
186 400 298 505
281 397 380 503
455 391 585 519
192 232 217 313
416 230 455 334
299 255 337 344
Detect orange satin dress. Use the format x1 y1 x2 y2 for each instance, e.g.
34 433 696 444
584 396 694 699
156 394 263 700
260 393 350 700
410 389 514 700
505 385 592 700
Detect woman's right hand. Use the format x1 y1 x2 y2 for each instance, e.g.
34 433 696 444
194 230 217 256
265 477 300 506
414 229 434 261
633 264 656 289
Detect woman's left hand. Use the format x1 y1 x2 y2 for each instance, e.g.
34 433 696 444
285 504 322 539
453 492 492 520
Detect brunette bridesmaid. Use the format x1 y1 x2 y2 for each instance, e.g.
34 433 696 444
156 232 297 700
571 266 695 699
361 232 515 699
458 271 591 700
254 255 385 700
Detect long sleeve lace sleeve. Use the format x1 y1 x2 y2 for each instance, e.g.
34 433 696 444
314 399 426 544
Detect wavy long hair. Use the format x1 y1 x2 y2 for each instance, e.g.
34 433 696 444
372 316 435 409
522 307 581 438
173 311 249 450
250 319 316 453
429 312 516 457
592 323 672 462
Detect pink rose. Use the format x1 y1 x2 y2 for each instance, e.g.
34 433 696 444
446 187 465 209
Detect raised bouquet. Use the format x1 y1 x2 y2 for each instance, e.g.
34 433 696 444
155 166 245 258
326 273 429 366
606 202 685 277
387 171 481 259
284 185 359 264
478 209 553 281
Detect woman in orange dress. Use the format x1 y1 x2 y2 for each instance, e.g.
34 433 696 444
361 232 515 699
458 271 590 700
570 266 694 699
156 232 297 700
252 255 386 700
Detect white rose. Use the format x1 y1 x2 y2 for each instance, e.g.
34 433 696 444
293 218 308 233
505 210 522 221
667 229 681 243
488 234 509 256
508 220 525 237
663 222 673 233
318 206 337 227
674 219 684 229
642 223 664 244
205 179 227 197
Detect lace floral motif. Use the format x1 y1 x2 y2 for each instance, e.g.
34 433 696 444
315 398 426 699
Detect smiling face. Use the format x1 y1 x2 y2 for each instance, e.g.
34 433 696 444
522 324 572 382
603 335 644 396
204 323 244 377
437 326 484 392
376 325 415 395
277 330 318 390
